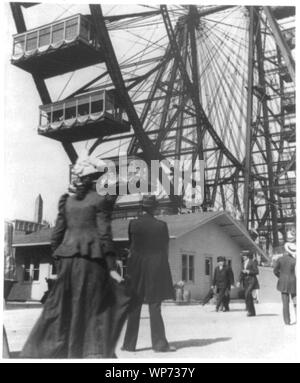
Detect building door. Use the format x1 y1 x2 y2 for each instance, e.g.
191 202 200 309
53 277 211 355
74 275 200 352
204 256 213 294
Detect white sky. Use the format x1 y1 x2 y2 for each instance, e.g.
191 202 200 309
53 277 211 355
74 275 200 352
3 3 69 224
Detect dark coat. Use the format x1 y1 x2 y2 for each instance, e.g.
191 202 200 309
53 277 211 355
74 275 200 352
273 254 296 294
126 213 174 303
227 266 235 289
21 190 117 358
213 266 232 289
239 259 259 290
51 191 115 260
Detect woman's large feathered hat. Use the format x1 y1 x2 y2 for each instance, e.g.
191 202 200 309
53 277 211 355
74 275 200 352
141 194 158 209
72 150 107 178
284 242 296 258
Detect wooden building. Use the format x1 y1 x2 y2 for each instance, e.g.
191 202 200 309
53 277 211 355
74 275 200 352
10 211 265 302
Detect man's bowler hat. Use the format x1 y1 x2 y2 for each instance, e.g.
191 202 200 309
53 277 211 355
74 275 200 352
142 195 158 209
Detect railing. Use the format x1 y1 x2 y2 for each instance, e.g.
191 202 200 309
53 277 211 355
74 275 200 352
13 14 97 57
282 92 295 101
282 123 295 132
39 90 126 128
277 178 296 187
282 27 295 50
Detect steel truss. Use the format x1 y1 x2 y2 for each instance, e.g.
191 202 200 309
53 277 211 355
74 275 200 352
9 4 295 248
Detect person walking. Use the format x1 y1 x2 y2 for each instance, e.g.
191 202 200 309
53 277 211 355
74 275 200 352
251 254 260 304
273 242 296 325
237 252 259 317
212 256 232 312
121 195 176 353
201 287 215 306
223 259 235 312
20 155 121 358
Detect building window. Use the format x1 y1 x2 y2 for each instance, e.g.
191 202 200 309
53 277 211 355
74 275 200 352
23 257 31 282
205 258 211 276
182 254 187 281
181 254 194 283
189 256 194 282
23 255 40 282
51 261 57 276
32 255 40 281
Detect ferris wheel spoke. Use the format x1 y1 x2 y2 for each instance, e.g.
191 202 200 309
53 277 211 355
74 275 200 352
200 28 246 160
9 4 295 238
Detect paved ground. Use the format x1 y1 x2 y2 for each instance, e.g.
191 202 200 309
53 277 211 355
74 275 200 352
3 300 299 362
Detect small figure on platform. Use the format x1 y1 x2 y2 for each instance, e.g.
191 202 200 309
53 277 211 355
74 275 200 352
237 252 259 317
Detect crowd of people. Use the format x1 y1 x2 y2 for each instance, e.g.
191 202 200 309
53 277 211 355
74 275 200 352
205 245 296 323
202 252 259 316
17 155 296 359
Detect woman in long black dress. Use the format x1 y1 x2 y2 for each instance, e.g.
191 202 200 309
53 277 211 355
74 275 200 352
20 156 121 358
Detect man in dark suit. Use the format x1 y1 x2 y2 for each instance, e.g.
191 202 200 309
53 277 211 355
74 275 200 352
273 242 296 325
223 259 235 312
212 256 232 312
121 195 176 353
238 252 259 317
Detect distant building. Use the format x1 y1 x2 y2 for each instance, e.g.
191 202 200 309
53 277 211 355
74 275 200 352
4 221 15 281
34 194 43 224
11 219 45 235
4 194 48 298
10 211 266 302
112 194 178 219
10 194 46 235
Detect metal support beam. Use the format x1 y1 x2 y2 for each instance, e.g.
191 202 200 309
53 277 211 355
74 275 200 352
188 6 207 207
195 5 235 18
263 6 295 83
220 184 226 210
68 57 164 99
126 60 167 92
180 5 235 18
61 142 78 164
155 58 179 149
104 10 161 22
188 5 204 162
88 138 104 155
152 93 191 146
175 24 189 161
256 11 279 246
10 3 51 104
89 4 160 162
160 5 242 169
10 2 26 31
89 4 178 201
128 32 175 155
10 2 78 163
257 206 270 229
243 7 256 228
18 2 39 8
211 151 223 205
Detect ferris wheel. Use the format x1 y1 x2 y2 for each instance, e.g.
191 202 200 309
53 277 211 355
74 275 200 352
9 3 295 248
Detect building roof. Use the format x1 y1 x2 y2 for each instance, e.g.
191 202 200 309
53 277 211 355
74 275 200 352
12 211 266 258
